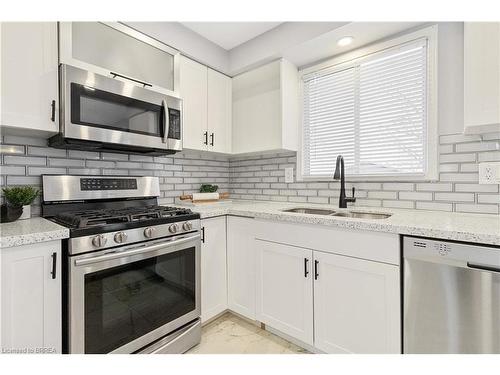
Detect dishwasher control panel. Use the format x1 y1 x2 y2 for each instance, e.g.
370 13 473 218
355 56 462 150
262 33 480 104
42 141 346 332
404 236 500 268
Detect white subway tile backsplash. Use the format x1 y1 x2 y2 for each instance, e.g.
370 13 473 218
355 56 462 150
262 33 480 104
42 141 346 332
456 204 499 214
382 183 415 191
0 145 25 154
439 173 478 182
399 192 433 201
434 192 475 202
416 201 453 212
368 191 397 199
4 155 46 165
1 132 499 215
416 183 453 191
440 153 476 163
455 183 499 193
478 151 500 162
455 141 500 153
383 200 414 209
477 194 500 204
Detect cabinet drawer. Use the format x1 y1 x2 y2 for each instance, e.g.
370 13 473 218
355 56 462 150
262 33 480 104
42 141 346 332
255 219 400 265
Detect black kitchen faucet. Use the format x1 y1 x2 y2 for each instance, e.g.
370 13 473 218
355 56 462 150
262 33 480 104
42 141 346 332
333 155 356 208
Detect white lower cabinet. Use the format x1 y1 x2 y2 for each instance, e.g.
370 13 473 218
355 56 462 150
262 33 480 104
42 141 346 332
200 216 228 322
313 251 401 354
227 216 257 319
1 241 61 353
254 221 401 353
255 240 314 345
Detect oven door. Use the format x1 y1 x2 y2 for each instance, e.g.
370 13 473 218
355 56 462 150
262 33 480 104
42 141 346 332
61 64 182 152
68 233 200 354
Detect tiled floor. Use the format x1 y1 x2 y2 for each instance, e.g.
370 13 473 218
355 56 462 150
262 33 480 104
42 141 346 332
187 312 309 354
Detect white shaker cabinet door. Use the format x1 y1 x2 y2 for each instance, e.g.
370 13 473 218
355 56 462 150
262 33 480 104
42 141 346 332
0 22 58 134
207 68 232 153
200 216 227 322
226 216 256 320
179 56 208 151
313 251 401 354
255 239 313 345
1 241 62 353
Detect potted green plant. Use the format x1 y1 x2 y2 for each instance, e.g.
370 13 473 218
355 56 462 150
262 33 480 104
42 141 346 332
1 186 39 223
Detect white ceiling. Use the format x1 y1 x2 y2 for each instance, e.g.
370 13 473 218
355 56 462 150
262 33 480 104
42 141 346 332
181 22 282 50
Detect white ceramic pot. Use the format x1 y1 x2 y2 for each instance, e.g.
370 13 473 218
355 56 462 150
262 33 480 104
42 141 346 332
19 205 31 220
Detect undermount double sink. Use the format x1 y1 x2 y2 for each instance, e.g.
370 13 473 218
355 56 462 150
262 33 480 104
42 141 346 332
282 207 392 219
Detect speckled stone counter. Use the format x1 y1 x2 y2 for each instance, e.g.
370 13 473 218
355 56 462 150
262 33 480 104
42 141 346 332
0 217 69 248
175 200 500 246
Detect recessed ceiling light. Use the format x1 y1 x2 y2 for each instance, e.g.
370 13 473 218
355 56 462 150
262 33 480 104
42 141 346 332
337 36 354 47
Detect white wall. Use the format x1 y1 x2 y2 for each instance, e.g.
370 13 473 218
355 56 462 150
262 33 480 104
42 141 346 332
124 22 230 74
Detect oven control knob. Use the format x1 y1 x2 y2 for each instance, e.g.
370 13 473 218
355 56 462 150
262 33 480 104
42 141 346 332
144 227 155 238
92 234 107 248
168 223 179 233
182 221 193 231
114 231 128 244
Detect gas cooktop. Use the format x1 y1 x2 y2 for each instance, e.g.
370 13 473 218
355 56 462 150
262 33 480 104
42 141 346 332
53 205 195 229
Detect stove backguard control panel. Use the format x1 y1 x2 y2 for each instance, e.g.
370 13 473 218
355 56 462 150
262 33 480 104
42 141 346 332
80 178 138 191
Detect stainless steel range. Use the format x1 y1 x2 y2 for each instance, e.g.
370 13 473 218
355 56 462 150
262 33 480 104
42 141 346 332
41 175 201 354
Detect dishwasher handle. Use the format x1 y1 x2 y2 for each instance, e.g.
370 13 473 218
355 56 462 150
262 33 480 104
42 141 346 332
467 262 500 273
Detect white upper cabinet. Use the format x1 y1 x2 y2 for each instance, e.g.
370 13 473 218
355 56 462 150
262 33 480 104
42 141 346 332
232 59 299 154
1 241 62 353
464 22 500 134
59 22 179 95
208 68 232 153
180 56 208 150
180 56 232 153
0 22 59 135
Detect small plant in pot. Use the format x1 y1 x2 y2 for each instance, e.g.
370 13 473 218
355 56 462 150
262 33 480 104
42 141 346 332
1 186 39 223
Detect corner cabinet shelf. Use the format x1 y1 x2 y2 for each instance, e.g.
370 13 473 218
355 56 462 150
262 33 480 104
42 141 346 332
232 59 299 155
464 22 500 135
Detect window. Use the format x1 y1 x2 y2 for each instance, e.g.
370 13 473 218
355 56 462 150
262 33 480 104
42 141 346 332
300 28 437 180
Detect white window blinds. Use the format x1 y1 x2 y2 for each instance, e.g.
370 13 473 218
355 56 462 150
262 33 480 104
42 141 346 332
302 39 428 178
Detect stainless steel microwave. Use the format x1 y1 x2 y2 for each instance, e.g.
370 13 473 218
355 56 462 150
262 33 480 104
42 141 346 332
49 64 182 155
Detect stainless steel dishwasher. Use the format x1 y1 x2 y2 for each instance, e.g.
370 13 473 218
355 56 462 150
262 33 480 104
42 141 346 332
403 236 500 354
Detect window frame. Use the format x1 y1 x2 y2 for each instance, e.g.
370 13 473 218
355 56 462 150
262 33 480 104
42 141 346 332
297 25 438 182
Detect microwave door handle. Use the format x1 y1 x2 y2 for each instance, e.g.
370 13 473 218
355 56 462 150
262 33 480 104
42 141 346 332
162 100 170 144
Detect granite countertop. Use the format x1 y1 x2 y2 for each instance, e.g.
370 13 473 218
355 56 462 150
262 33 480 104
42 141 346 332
0 217 69 248
175 200 500 246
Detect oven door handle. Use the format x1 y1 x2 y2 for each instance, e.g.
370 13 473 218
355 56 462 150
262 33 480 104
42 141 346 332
74 234 200 267
162 99 169 144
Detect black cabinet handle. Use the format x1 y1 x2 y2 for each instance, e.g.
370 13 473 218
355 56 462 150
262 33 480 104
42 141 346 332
50 100 56 122
314 260 319 280
210 133 214 146
201 227 205 243
51 252 57 279
203 132 208 145
304 258 309 278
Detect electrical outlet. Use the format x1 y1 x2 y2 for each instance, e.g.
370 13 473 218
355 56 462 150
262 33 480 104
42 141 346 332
285 167 294 183
479 162 500 184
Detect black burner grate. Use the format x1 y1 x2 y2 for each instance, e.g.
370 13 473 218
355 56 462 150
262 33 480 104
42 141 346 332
54 206 193 228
